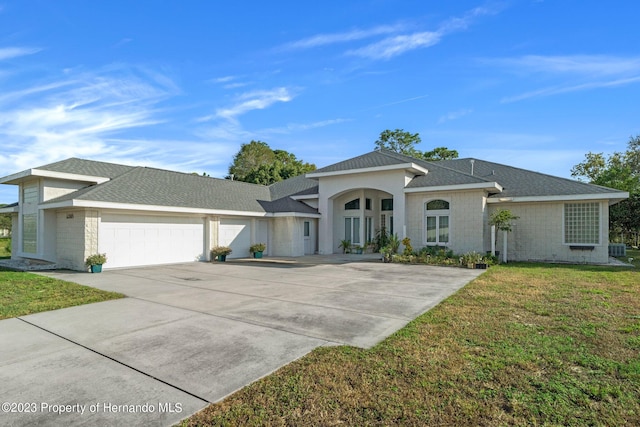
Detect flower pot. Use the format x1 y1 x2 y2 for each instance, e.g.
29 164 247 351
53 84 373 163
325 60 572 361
217 255 227 262
475 263 488 269
253 251 263 258
90 264 103 273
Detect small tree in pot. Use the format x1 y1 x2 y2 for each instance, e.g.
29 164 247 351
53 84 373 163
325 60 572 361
211 246 232 262
489 209 519 262
250 243 266 258
85 253 107 273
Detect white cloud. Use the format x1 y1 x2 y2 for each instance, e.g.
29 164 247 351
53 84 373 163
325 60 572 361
438 108 473 124
347 5 498 61
214 87 294 121
0 47 41 60
501 76 640 103
493 54 640 77
279 24 406 51
0 65 178 176
257 118 351 135
491 55 640 102
347 32 441 60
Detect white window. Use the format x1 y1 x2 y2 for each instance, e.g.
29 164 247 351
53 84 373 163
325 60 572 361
304 221 310 237
564 202 600 245
345 217 361 244
22 213 37 253
365 217 373 242
425 200 450 245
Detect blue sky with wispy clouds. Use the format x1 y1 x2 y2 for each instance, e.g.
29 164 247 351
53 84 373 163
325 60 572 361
1 0 639 203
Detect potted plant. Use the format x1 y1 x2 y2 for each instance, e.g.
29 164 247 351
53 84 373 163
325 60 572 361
250 243 266 258
211 246 232 262
352 245 363 254
380 245 393 263
339 239 351 254
85 253 107 273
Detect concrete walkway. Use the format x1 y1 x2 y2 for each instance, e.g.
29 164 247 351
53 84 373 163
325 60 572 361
1 259 483 426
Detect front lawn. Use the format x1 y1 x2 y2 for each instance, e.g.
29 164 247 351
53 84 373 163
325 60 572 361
0 271 124 319
183 263 639 426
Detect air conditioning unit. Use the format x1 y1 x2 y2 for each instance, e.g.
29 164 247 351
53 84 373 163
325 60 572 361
608 243 626 257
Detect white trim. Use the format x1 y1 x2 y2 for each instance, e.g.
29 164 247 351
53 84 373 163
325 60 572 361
405 182 502 193
487 192 628 204
0 205 19 213
39 199 321 218
291 194 319 200
306 162 428 178
422 197 451 246
272 212 322 218
0 168 110 185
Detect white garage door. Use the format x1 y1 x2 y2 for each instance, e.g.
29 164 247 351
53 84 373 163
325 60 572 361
219 219 251 258
99 214 205 269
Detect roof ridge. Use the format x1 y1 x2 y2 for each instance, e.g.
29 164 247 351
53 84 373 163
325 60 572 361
445 158 622 192
377 149 494 183
138 165 273 191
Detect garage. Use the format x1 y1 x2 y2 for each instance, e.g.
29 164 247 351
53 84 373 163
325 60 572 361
99 214 205 269
219 218 251 258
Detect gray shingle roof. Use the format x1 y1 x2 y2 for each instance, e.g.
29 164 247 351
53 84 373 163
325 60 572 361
435 158 623 198
269 174 318 200
41 164 319 214
36 157 134 179
311 150 412 173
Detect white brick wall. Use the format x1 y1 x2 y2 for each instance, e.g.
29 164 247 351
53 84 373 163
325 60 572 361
56 209 100 270
491 201 610 263
406 190 486 255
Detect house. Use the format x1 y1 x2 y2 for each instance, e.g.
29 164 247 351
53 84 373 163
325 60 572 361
0 150 628 270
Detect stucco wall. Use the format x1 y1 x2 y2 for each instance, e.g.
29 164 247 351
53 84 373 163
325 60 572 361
271 217 305 256
331 189 390 253
489 201 610 263
42 179 88 202
317 169 408 254
56 209 99 270
406 190 486 255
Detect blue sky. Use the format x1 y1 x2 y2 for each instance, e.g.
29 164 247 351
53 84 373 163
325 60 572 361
1 0 639 203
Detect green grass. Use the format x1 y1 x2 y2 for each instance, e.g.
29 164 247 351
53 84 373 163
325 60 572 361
183 263 639 426
619 248 640 268
0 237 10 259
0 271 124 319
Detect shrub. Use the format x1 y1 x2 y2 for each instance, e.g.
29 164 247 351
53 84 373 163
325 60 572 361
250 243 266 253
85 253 107 266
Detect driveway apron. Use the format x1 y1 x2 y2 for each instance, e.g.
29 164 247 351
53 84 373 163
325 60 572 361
1 260 483 426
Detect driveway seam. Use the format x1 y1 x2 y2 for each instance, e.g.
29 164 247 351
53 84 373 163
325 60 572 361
105 271 416 321
16 317 211 405
125 295 345 346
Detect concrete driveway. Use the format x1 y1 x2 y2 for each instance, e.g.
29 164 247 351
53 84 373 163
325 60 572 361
0 258 483 426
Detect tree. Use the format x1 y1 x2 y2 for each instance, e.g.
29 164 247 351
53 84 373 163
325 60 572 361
374 129 458 160
375 129 422 157
0 204 11 233
571 135 640 246
423 146 459 161
228 141 316 185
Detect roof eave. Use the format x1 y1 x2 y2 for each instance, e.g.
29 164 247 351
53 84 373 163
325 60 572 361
0 205 19 213
307 162 428 178
487 192 630 204
404 182 503 194
0 168 110 185
40 199 270 217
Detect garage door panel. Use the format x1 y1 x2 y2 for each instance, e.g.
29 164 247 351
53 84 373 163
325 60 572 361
99 215 204 269
219 219 251 258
